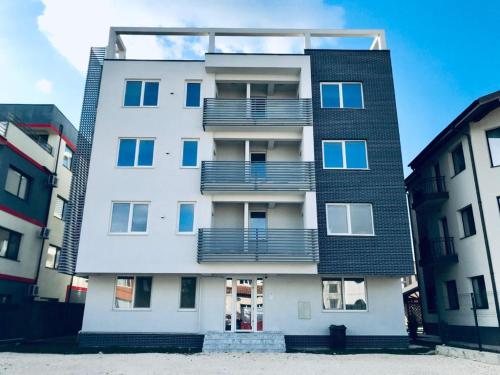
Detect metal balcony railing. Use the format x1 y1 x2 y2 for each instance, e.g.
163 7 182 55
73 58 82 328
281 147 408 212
197 228 319 263
201 161 316 192
412 176 448 209
0 121 7 137
202 98 313 128
420 237 457 266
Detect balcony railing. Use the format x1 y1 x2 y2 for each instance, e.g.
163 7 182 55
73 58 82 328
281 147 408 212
412 176 448 210
197 228 319 263
203 98 313 129
201 161 316 192
0 121 7 137
419 237 458 266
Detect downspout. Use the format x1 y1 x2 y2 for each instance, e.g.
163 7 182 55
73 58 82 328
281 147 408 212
463 126 500 327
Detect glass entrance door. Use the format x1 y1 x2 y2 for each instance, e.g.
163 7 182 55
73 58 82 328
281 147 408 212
236 279 253 331
225 277 264 332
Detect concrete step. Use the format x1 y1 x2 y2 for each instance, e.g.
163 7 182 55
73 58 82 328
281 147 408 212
202 331 286 353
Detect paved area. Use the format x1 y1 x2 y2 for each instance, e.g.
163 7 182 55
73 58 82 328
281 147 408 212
0 352 498 374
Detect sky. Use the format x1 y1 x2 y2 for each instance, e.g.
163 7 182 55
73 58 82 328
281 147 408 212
0 0 498 174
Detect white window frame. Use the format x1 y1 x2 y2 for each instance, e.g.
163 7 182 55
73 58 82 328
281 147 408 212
178 276 199 311
5 167 30 200
325 203 375 236
45 244 61 269
62 145 73 170
322 140 369 170
109 201 150 235
180 138 200 168
123 79 160 108
320 82 364 109
54 195 67 220
176 201 196 235
113 275 153 311
116 138 155 168
184 80 202 109
321 277 368 312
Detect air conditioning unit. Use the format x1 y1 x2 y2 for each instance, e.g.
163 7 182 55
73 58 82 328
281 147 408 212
47 174 59 187
28 284 39 297
39 227 51 239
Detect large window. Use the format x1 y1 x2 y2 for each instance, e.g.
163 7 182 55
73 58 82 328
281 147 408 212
63 145 73 170
114 276 152 309
471 275 489 309
54 196 67 220
178 202 195 234
445 280 459 310
117 138 155 167
486 127 500 167
451 143 466 175
5 167 30 200
326 203 374 236
0 226 22 260
179 277 197 309
124 80 159 107
322 140 368 169
181 139 199 168
322 278 367 311
185 81 201 108
320 82 363 109
110 202 149 233
45 245 60 269
459 205 476 238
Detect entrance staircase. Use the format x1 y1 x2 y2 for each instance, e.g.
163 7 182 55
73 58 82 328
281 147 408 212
202 331 286 353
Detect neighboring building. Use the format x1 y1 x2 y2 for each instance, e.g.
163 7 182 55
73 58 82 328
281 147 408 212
0 104 87 304
62 28 413 351
406 91 500 346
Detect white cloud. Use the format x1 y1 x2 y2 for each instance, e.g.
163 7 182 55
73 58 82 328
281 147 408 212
35 78 53 94
37 0 345 73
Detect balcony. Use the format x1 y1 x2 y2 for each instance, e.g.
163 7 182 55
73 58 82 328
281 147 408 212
412 177 448 211
419 237 458 267
202 98 313 130
201 161 316 193
0 121 7 137
197 228 319 263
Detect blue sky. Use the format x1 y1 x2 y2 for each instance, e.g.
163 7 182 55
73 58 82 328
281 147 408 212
0 0 498 174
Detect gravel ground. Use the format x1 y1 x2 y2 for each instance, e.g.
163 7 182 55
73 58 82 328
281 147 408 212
0 352 498 375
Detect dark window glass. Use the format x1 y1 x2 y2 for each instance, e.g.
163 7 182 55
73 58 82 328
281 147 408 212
137 140 154 166
182 140 198 167
446 280 459 310
180 277 197 309
124 81 142 106
321 84 340 108
323 142 343 168
471 276 489 309
134 276 152 308
342 83 363 108
451 143 466 175
486 128 500 167
345 141 368 169
117 139 137 167
0 227 21 260
143 82 159 106
460 205 476 237
186 82 201 107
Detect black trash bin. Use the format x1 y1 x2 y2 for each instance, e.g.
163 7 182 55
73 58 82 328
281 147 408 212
329 324 346 350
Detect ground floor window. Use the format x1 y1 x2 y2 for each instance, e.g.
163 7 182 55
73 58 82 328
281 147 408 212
114 276 152 309
322 278 367 311
179 277 197 309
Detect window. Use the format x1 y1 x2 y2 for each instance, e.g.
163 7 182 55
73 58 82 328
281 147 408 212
322 278 367 311
117 138 155 167
471 276 489 309
326 203 374 236
445 280 459 310
0 226 22 260
322 140 368 169
45 245 60 269
320 82 363 109
54 196 67 220
486 127 500 167
180 277 197 309
185 81 201 107
114 276 152 309
178 202 195 234
110 202 149 233
63 145 73 170
451 143 466 175
5 167 30 200
459 205 476 238
181 139 199 168
124 80 159 107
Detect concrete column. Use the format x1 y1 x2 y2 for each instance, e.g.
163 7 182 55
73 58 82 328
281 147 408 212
244 202 249 229
208 32 216 53
245 140 250 162
246 83 251 99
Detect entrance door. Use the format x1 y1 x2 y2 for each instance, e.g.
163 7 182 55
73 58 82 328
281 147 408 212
224 277 264 332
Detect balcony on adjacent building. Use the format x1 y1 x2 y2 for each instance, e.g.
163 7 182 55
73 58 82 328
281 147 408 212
411 176 448 211
419 237 458 267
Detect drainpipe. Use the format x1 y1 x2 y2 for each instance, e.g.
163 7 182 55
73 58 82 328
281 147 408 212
463 127 500 327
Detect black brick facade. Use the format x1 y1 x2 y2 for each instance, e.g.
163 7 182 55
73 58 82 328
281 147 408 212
306 50 413 275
